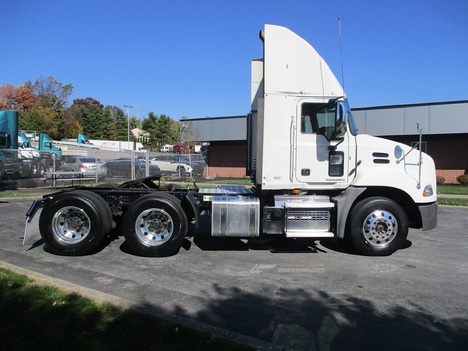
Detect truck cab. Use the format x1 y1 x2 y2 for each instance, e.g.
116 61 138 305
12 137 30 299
248 25 437 254
38 132 62 170
17 131 44 177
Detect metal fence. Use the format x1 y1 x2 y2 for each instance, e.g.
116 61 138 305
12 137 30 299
0 145 206 189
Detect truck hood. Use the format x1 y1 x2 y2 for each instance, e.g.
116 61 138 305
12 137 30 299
353 134 437 203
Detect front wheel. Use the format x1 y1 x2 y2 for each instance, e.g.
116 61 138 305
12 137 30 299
36 162 45 177
348 197 408 256
29 162 38 177
122 193 188 257
39 190 113 255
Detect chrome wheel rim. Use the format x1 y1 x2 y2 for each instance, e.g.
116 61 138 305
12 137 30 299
135 208 173 247
362 210 398 247
51 206 91 244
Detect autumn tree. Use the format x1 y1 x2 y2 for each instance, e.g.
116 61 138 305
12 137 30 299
17 76 73 139
30 76 73 111
0 83 36 111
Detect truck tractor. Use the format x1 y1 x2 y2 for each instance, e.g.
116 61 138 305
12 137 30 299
18 132 45 177
37 132 62 171
24 25 437 257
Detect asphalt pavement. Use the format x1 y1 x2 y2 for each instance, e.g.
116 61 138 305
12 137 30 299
0 193 467 351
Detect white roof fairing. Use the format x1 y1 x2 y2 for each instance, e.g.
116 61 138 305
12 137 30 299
263 24 344 99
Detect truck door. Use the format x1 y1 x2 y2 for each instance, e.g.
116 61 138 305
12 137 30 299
295 100 355 187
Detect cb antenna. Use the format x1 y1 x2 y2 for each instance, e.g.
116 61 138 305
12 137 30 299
338 18 345 95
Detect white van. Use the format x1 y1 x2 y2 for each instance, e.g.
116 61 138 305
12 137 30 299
160 144 173 153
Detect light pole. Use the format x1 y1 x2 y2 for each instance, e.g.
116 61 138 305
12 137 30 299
124 105 134 180
124 105 133 144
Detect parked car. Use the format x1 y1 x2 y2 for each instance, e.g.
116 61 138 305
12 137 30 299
106 157 161 179
59 155 107 180
172 144 189 154
149 155 193 176
175 154 206 177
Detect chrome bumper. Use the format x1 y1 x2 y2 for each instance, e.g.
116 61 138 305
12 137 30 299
419 202 438 230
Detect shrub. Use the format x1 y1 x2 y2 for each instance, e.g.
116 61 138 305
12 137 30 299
436 176 445 185
456 174 468 185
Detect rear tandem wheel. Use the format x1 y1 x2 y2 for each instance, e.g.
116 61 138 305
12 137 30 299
122 193 188 257
39 190 113 255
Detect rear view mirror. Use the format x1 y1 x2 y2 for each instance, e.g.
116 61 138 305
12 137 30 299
335 102 347 139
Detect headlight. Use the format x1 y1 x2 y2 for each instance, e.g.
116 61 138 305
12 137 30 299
423 185 434 197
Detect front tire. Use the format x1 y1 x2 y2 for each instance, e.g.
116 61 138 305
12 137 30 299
348 197 408 256
36 162 45 177
122 193 188 257
39 190 113 255
29 163 38 177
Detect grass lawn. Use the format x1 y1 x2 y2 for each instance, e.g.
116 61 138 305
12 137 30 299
437 184 468 195
0 268 252 351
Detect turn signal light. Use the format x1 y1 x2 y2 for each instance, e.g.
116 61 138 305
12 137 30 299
423 185 434 197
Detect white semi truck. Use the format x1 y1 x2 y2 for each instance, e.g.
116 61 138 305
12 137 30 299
24 25 437 257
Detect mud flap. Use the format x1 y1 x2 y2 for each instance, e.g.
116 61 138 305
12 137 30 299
23 208 42 246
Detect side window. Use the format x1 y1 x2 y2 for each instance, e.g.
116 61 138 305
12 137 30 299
301 103 336 139
0 132 11 148
302 114 314 133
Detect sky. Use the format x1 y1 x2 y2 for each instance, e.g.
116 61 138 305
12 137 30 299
1 0 467 121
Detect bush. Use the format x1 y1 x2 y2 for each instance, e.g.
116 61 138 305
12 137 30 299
457 174 468 185
436 176 445 185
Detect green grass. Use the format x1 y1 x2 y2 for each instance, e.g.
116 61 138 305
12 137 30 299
0 192 22 198
0 268 252 351
438 184 468 195
437 197 468 207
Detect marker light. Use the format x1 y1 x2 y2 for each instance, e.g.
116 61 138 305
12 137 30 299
423 185 434 197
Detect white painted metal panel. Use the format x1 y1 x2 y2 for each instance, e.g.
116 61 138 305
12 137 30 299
352 110 366 134
365 108 405 136
429 103 468 134
211 117 246 141
404 106 430 134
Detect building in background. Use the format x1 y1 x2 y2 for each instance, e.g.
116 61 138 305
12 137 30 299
353 100 468 184
188 100 468 183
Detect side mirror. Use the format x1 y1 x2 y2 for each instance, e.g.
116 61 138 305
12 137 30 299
335 102 347 139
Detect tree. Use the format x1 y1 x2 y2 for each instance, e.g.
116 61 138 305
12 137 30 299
0 83 36 111
71 97 106 139
19 107 62 139
180 117 202 153
141 113 178 147
62 105 84 138
8 76 74 139
30 76 73 111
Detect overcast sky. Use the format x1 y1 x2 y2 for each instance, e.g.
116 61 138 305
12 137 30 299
1 0 467 120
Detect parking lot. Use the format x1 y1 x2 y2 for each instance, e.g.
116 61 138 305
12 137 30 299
0 197 467 351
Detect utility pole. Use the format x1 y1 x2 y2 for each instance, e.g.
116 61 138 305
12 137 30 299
124 105 134 180
124 105 133 144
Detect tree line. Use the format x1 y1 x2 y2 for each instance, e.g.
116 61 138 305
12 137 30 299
0 76 180 148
